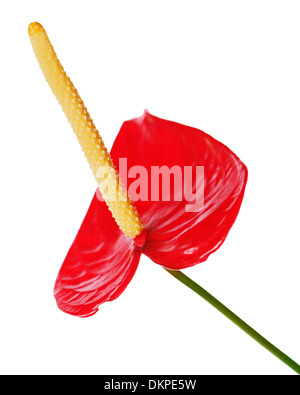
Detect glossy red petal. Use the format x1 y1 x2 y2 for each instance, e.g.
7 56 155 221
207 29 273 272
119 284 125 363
54 194 141 317
110 111 247 269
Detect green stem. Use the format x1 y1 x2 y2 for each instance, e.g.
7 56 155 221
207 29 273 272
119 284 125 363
164 268 300 374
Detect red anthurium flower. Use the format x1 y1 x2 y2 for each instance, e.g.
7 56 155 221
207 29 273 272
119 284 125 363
54 111 247 317
28 22 248 318
30 23 300 374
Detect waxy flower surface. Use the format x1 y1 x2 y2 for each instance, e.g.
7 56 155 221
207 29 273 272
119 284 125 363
54 111 247 317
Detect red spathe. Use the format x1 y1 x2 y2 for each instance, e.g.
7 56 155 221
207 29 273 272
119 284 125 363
54 111 248 317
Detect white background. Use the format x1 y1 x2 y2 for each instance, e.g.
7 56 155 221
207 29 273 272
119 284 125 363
0 0 300 375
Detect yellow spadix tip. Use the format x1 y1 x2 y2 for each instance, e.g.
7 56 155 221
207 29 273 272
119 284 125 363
28 22 44 37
